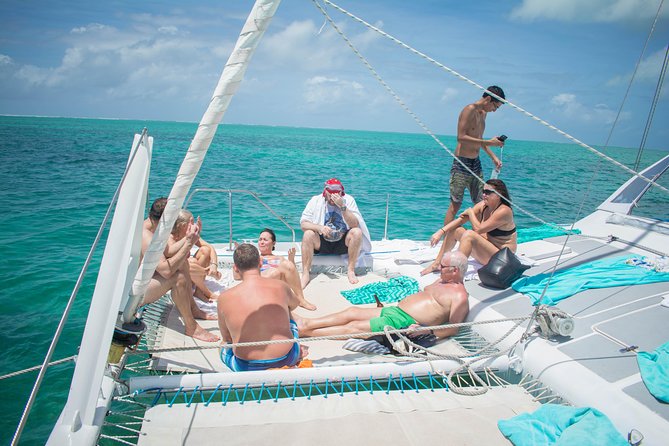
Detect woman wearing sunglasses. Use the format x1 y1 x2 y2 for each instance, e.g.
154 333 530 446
422 179 517 274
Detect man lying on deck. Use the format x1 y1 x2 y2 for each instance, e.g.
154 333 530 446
296 252 469 339
218 244 308 371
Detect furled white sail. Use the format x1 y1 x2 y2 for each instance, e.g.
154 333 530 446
47 2 281 444
127 0 281 319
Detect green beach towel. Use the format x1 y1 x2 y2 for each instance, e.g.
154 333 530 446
498 404 627 446
637 340 669 403
512 255 669 306
341 276 419 305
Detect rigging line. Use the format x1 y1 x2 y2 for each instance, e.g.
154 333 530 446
0 356 77 381
127 315 531 356
553 2 665 240
310 0 569 234
321 0 669 196
634 44 669 171
10 129 149 446
606 0 664 149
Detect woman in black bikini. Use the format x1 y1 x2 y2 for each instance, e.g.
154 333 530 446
422 179 516 272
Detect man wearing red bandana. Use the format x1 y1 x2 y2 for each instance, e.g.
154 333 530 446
299 178 371 288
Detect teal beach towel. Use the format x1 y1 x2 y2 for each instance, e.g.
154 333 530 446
498 404 627 446
637 340 669 403
512 255 669 306
341 276 419 305
517 224 581 244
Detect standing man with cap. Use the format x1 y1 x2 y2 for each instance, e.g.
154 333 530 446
300 178 372 288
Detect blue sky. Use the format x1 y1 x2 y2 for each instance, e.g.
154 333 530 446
0 0 667 149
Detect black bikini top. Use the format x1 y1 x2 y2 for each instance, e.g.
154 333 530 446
481 205 516 238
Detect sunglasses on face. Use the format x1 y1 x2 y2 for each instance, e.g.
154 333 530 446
482 189 496 195
439 265 457 271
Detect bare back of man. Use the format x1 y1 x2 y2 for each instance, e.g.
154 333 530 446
218 262 303 361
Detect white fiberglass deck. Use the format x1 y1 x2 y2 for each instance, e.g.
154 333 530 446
137 385 539 446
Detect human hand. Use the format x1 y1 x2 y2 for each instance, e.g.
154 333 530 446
186 220 200 244
430 229 444 247
493 157 502 169
206 263 221 279
326 191 345 208
488 137 504 147
196 216 202 232
288 247 296 264
459 208 473 219
321 224 332 238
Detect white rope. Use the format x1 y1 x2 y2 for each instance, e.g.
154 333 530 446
0 355 77 381
320 0 669 196
127 315 530 356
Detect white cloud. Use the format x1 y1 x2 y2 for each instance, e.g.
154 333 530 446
260 19 381 72
2 17 234 103
158 26 180 35
440 87 458 103
0 54 13 65
510 0 668 24
550 93 621 124
607 48 667 86
304 76 366 106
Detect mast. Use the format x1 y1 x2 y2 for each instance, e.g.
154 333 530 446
127 0 282 319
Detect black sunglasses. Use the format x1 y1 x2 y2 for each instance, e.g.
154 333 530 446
482 189 496 195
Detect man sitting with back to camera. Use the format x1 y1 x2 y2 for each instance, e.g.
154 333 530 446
300 178 372 288
217 244 307 371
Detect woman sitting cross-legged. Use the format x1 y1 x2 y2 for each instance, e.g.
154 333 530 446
421 179 517 275
258 228 317 311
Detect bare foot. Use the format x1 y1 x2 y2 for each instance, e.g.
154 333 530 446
293 314 308 334
298 344 309 360
347 269 359 285
301 272 311 289
299 299 317 311
209 292 220 303
192 306 218 320
187 325 220 342
193 289 210 303
420 262 439 276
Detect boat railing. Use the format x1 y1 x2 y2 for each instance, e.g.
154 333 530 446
185 188 298 250
184 188 393 246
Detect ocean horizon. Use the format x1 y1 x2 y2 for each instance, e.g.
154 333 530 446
1 115 668 444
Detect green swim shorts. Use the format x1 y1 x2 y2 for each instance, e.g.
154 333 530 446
369 306 417 333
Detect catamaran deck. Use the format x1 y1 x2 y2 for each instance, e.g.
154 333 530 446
149 270 474 373
137 386 539 446
132 223 669 444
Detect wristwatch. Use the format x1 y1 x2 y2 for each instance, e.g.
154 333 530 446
341 205 347 212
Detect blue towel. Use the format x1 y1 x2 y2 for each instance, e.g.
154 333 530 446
517 224 581 244
512 255 669 306
498 404 627 446
341 276 419 305
637 340 669 403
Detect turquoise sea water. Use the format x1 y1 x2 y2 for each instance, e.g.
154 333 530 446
0 115 668 444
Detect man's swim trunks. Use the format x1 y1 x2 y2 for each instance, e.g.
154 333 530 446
369 306 417 333
221 320 301 372
450 156 483 204
315 231 350 255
